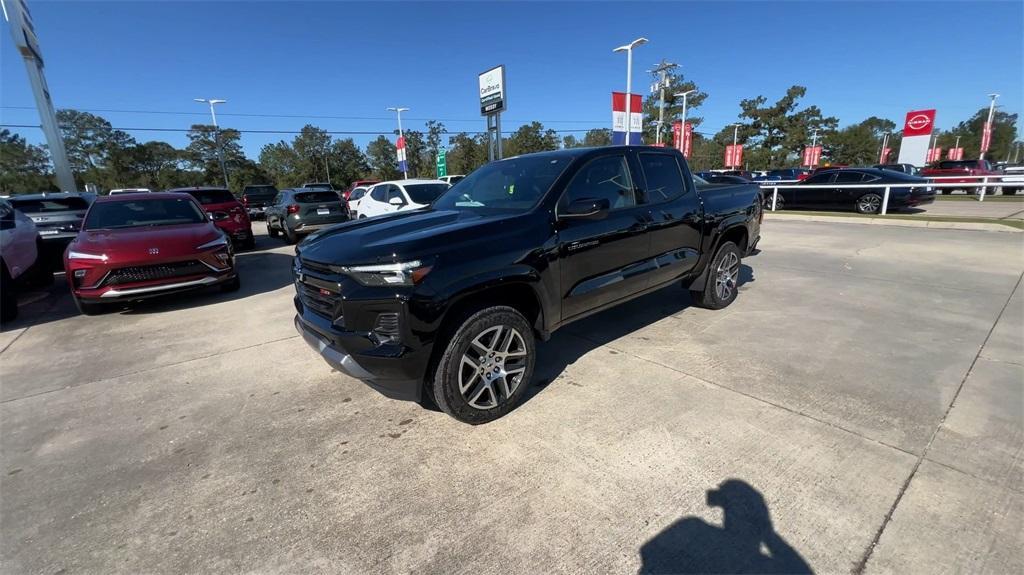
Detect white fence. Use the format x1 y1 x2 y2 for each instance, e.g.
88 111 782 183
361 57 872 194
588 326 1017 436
758 174 1021 215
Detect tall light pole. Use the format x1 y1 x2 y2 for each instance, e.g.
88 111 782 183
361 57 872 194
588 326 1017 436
728 123 741 168
194 98 229 189
674 89 696 150
386 107 409 178
879 131 890 164
980 93 999 160
613 37 647 145
648 60 677 145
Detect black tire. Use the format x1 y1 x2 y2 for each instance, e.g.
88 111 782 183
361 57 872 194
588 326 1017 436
73 296 105 316
763 192 785 211
430 306 536 425
690 241 742 310
855 193 883 214
1 263 17 323
283 225 298 245
220 274 241 293
242 235 256 250
267 219 279 238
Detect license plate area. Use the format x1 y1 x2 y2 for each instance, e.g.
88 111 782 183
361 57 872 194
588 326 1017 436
317 208 330 215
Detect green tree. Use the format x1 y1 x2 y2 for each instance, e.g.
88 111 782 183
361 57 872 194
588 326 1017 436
562 134 581 149
292 124 333 183
826 117 896 165
582 128 612 147
185 124 245 189
641 68 708 146
737 86 838 168
938 108 1019 162
424 120 448 177
366 135 400 180
330 138 370 188
399 130 427 178
0 129 55 194
446 132 487 175
258 141 302 188
504 122 559 157
56 109 137 187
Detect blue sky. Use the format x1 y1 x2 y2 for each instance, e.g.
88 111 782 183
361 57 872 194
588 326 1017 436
2 0 1022 158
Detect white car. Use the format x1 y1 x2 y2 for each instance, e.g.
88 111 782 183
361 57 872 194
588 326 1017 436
108 188 152 195
1 198 42 322
346 185 372 218
356 179 450 219
439 175 465 186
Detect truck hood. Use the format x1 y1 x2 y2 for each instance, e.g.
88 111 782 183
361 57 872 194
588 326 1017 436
298 209 528 265
73 223 222 260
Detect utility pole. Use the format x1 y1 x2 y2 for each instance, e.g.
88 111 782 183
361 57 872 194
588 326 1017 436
613 37 647 146
386 107 409 178
980 93 999 161
194 98 229 190
648 59 677 146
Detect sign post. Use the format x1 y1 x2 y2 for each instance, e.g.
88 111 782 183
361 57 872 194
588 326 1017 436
479 65 506 162
436 148 447 178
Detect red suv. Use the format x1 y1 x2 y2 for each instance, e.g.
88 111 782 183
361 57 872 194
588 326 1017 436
168 187 254 249
342 179 379 201
64 193 239 315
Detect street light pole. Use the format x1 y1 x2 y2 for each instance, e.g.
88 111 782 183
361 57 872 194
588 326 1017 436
806 128 819 169
879 131 890 164
386 106 409 178
194 98 229 190
730 123 741 168
613 37 647 146
980 93 999 161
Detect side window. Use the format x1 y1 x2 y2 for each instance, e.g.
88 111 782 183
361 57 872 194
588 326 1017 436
804 173 835 184
388 186 406 204
639 153 688 203
370 185 387 202
561 155 635 211
834 171 864 184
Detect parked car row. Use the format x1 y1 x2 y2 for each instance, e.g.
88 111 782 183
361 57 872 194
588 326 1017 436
763 168 935 213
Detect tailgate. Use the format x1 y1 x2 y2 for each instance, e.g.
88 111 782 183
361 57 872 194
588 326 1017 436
300 201 347 224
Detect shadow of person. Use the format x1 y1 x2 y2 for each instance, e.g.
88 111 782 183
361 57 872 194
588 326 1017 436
639 479 812 574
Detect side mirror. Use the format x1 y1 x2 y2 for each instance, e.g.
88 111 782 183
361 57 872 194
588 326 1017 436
207 213 215 221
388 196 405 206
560 198 610 220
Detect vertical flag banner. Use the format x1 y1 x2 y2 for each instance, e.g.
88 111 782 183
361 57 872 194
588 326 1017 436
880 147 892 163
980 122 993 153
803 146 822 167
926 147 943 163
611 92 643 145
396 135 407 173
724 144 744 168
682 122 693 158
947 147 964 160
896 109 936 166
672 121 682 150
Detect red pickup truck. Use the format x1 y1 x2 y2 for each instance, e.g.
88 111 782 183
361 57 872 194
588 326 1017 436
921 160 1001 193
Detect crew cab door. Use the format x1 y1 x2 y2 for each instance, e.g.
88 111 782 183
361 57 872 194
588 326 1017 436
556 152 651 320
636 151 703 287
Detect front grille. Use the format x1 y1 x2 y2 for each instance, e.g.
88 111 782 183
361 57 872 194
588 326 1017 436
298 282 341 322
103 260 209 286
300 258 333 275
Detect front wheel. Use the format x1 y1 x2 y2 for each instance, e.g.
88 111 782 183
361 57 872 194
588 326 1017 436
1 264 17 323
690 241 742 310
763 192 785 211
856 193 882 214
430 306 536 424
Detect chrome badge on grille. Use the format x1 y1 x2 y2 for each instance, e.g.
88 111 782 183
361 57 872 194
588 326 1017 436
148 247 160 255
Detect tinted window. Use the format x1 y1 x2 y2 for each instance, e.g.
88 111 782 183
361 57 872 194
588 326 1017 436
370 185 388 202
9 197 89 212
561 155 635 211
834 171 864 183
243 186 278 198
803 172 835 184
350 188 366 200
295 191 339 204
404 184 448 205
433 154 569 214
639 153 687 202
84 198 206 230
303 184 333 191
185 189 236 205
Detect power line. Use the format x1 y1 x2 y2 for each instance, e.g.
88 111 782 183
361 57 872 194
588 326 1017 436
0 123 600 135
0 105 606 125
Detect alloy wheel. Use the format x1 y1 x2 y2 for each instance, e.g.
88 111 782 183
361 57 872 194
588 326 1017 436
715 251 740 301
458 325 529 410
858 194 881 214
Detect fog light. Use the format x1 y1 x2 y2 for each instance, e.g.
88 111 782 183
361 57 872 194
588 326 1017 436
373 312 401 344
73 269 87 278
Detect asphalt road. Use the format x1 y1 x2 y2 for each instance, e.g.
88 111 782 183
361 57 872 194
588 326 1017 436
917 199 1024 220
2 220 1022 574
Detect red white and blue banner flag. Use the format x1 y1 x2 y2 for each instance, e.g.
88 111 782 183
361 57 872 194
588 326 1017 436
396 136 407 172
612 92 643 145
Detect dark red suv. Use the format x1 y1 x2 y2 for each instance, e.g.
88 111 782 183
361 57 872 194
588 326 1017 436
64 193 239 315
168 187 254 249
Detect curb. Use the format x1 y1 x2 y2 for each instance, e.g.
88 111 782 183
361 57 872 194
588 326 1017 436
764 213 1023 233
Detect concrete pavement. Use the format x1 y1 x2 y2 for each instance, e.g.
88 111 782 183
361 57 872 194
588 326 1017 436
1 220 1021 573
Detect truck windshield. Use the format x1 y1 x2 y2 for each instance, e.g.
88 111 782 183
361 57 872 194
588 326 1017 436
433 155 569 213
84 198 207 230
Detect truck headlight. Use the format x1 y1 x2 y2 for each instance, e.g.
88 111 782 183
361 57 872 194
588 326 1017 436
344 260 432 286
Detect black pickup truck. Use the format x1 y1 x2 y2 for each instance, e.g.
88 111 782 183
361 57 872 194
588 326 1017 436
293 146 762 423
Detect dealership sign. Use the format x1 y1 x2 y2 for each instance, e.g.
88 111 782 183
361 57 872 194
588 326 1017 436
724 144 743 168
897 108 936 167
611 92 643 145
479 65 506 116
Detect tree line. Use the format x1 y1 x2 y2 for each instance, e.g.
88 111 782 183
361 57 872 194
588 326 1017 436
1 77 1019 195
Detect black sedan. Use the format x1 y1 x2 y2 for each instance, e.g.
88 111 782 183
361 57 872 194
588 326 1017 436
767 168 935 214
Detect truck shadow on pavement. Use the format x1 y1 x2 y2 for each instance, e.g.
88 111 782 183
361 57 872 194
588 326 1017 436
637 478 813 574
524 264 754 405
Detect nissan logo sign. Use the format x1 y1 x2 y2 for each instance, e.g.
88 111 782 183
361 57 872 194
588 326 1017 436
907 114 931 131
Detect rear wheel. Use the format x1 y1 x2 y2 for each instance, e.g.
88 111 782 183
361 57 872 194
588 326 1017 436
267 219 279 238
856 193 882 214
763 192 785 211
431 306 535 424
690 241 742 310
283 225 298 244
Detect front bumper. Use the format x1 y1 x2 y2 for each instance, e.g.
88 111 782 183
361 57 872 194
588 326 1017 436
75 270 236 302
